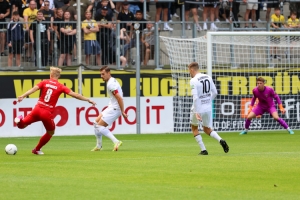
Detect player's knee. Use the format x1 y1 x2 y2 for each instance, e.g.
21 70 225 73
273 116 279 121
203 126 212 134
47 130 55 135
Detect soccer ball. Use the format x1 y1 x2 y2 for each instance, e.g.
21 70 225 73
5 144 17 155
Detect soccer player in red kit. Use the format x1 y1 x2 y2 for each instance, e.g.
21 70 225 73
15 67 96 155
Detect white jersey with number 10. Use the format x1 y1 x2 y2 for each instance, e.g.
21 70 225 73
107 77 123 109
190 73 218 113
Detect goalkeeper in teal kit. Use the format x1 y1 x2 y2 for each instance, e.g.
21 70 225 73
240 77 294 135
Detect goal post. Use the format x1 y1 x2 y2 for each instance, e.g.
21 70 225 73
161 32 300 132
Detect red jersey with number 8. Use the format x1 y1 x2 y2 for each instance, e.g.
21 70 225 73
37 79 71 112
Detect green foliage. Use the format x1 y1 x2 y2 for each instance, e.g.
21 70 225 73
0 132 299 200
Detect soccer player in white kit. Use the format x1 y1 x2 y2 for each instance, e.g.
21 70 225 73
188 62 229 155
92 66 128 151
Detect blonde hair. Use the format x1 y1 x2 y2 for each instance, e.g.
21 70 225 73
50 66 62 78
188 62 199 70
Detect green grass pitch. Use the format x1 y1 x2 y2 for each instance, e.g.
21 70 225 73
1 131 299 200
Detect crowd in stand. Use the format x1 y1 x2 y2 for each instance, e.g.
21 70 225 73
2 0 300 67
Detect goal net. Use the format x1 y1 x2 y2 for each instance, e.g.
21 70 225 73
161 32 300 132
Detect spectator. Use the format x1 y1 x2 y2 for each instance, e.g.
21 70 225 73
23 0 38 62
53 7 63 49
266 0 279 22
141 22 155 66
61 0 77 21
185 1 201 31
95 0 115 19
30 10 50 66
155 0 173 31
122 10 146 63
284 11 299 58
7 11 24 67
54 0 65 15
0 0 10 56
41 0 55 10
58 11 76 66
70 0 94 21
82 11 101 65
229 0 240 28
243 0 258 28
270 7 284 60
117 2 134 35
11 0 30 18
202 0 217 30
95 6 112 65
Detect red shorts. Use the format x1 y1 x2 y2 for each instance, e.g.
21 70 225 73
22 105 55 131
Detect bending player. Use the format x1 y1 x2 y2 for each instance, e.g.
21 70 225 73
15 67 96 155
188 62 229 155
240 77 294 135
91 66 128 152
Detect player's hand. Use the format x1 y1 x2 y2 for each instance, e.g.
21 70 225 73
88 99 96 106
122 112 128 118
247 105 253 115
279 104 286 114
17 96 24 103
196 113 202 121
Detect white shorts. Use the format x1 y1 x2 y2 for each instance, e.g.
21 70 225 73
101 107 121 126
190 111 213 128
247 0 258 10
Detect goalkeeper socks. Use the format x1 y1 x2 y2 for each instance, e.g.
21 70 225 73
97 126 118 143
94 128 102 148
245 119 251 129
210 131 222 142
35 133 52 151
277 118 288 129
194 134 206 151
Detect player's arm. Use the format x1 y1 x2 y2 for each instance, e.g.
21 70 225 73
248 89 257 114
17 86 40 102
210 78 218 100
114 92 128 118
67 91 96 106
273 90 285 114
190 80 199 112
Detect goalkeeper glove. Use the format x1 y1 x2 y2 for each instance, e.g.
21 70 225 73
279 104 286 114
247 105 253 115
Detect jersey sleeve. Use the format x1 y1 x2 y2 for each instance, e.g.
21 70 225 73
107 81 119 95
62 85 71 94
250 88 257 106
190 79 199 112
37 80 45 88
271 88 282 105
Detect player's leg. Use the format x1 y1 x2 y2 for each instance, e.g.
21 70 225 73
190 112 207 155
32 110 56 155
14 107 39 129
201 111 229 153
270 109 294 134
96 108 122 151
91 113 103 151
240 106 263 135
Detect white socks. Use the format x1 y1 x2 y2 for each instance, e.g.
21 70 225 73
210 131 222 142
195 135 206 151
94 128 102 148
96 126 118 143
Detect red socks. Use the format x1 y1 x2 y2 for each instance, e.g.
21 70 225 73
35 133 52 151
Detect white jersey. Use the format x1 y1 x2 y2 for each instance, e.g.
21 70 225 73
190 73 218 113
107 77 123 109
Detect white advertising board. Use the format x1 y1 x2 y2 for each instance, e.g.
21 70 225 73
0 97 173 137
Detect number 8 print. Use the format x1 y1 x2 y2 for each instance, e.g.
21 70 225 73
44 88 53 102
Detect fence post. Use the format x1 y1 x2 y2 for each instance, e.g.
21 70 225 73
36 21 42 69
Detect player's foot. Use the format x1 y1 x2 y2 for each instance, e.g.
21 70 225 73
239 130 248 135
220 139 229 153
32 148 44 155
14 115 23 124
91 146 102 151
199 150 208 155
113 141 122 151
288 129 294 135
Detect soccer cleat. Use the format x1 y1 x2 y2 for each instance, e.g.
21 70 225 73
32 148 44 155
199 150 208 155
220 139 229 153
288 129 294 135
91 146 102 151
113 141 123 151
14 115 23 124
239 130 248 135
